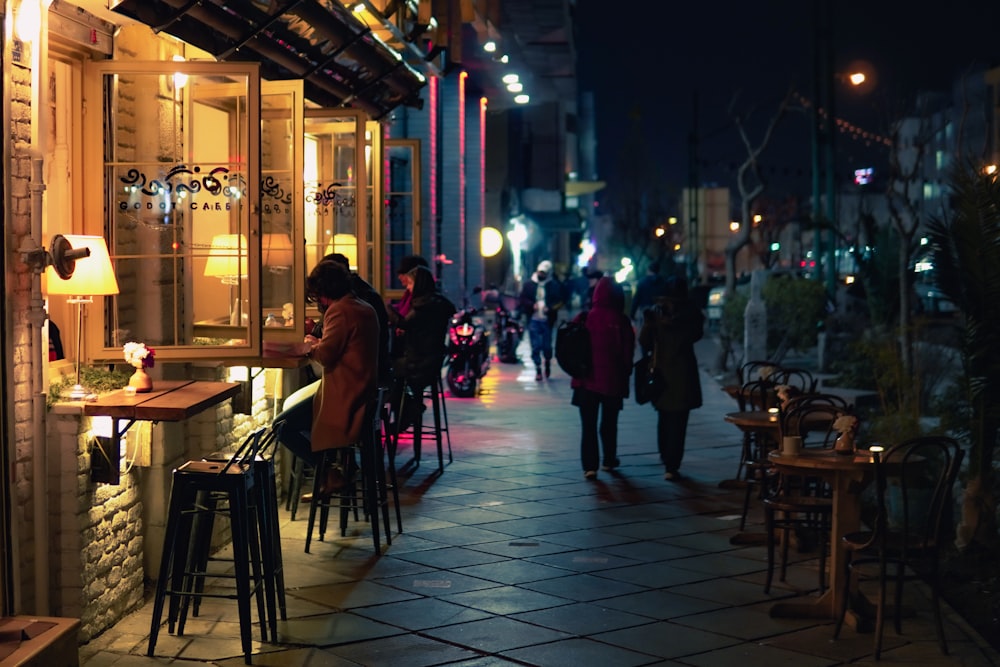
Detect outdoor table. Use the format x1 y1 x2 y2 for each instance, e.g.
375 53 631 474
766 448 875 621
84 380 241 484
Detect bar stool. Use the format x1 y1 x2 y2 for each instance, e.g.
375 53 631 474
273 382 319 521
193 427 286 641
305 387 393 554
147 427 270 664
391 372 451 473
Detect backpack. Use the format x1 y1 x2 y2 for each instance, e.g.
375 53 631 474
555 315 591 379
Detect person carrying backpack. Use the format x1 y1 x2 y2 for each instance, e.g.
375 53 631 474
570 276 635 479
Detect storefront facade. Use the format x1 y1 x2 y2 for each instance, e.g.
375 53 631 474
0 0 512 640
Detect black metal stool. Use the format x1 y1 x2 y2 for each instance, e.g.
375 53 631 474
194 427 286 641
147 428 269 664
391 373 451 472
305 387 393 554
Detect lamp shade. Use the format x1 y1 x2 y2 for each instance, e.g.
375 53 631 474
262 233 293 268
45 235 120 297
323 233 357 269
204 234 249 284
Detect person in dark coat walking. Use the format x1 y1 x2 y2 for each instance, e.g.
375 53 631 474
570 276 635 479
638 277 704 480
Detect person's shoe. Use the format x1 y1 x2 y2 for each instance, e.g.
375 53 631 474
664 470 680 481
316 463 349 498
601 458 620 471
584 470 597 480
535 368 543 381
544 360 551 378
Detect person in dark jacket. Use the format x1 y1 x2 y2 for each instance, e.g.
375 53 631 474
386 265 456 427
518 260 564 381
630 261 667 328
570 276 635 479
638 277 704 480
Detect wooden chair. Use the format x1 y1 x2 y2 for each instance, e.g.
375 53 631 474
736 379 781 530
833 436 964 659
773 366 818 395
762 402 848 594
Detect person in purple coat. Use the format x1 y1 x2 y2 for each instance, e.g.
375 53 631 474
570 276 635 479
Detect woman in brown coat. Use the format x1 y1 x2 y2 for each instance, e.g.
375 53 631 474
303 261 379 451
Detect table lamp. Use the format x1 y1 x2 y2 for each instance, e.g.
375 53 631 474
204 234 249 325
45 235 120 400
262 233 293 272
323 233 357 269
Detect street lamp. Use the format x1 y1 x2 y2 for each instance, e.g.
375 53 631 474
811 29 868 292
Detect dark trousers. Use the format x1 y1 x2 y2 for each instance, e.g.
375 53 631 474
657 409 690 473
527 319 552 369
575 389 621 471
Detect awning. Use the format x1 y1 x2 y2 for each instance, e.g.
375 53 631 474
565 180 605 197
111 0 427 119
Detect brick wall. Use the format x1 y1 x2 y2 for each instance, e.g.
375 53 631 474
10 54 40 616
6 23 281 643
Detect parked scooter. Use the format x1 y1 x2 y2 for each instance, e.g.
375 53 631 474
494 301 523 363
446 305 491 398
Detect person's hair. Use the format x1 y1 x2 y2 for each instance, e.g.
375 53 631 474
306 260 352 303
407 265 436 299
324 252 351 269
397 254 429 276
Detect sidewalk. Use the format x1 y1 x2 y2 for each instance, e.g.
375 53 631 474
80 339 999 666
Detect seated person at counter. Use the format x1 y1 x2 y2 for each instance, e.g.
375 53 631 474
386 264 456 430
324 252 391 385
301 260 380 493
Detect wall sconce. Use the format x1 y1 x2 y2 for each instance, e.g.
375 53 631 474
14 0 53 42
45 235 120 400
480 227 503 258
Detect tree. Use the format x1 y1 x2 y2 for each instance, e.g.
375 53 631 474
724 89 793 294
606 107 675 276
926 163 1000 551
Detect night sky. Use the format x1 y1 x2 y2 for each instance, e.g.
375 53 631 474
576 1 1000 208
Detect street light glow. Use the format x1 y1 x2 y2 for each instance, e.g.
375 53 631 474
848 72 866 86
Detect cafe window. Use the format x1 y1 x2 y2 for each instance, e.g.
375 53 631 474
384 139 422 296
82 61 261 362
302 109 381 295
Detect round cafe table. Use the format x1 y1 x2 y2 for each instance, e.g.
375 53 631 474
766 448 875 621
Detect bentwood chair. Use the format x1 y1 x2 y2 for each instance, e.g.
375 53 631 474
833 436 964 659
762 402 847 593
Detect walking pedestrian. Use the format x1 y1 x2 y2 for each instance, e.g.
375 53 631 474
571 276 635 479
638 277 704 480
631 261 666 330
518 260 564 381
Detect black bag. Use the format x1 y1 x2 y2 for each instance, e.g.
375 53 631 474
634 354 664 405
555 316 591 379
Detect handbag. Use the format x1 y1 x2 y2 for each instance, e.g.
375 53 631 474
634 353 664 405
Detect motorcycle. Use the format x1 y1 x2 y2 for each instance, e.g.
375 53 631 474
493 300 523 364
446 306 491 398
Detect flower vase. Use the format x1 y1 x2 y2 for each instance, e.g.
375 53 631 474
129 367 153 393
834 432 856 456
